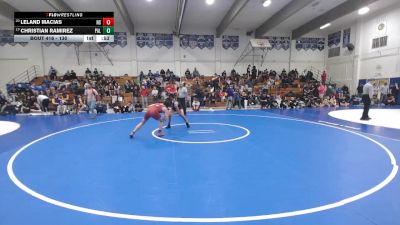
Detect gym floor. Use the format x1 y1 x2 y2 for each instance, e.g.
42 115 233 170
0 106 399 225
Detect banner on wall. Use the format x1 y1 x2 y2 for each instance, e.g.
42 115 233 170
342 28 351 47
179 34 214 49
0 30 28 46
136 33 173 49
263 36 290 50
222 35 239 50
328 31 341 47
295 37 325 51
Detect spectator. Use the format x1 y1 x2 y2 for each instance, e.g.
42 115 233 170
251 66 257 80
318 82 326 99
132 81 140 104
357 83 364 96
226 85 234 110
84 84 98 117
380 82 389 105
85 68 91 78
151 86 159 103
321 71 327 84
192 97 200 111
140 85 149 108
385 94 396 105
70 70 77 80
37 94 49 112
185 68 192 79
48 66 57 80
193 68 200 78
134 101 143 112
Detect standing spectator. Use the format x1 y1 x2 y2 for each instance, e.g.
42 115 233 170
132 81 140 104
140 85 149 108
321 71 327 84
151 86 159 103
185 68 192 79
226 85 234 110
251 66 257 80
48 66 57 80
357 83 364 96
84 84 98 117
246 65 251 75
193 68 200 78
37 94 49 112
177 82 188 115
233 88 242 109
380 82 389 105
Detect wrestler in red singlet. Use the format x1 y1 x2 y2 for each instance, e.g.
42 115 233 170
144 103 164 120
129 102 171 138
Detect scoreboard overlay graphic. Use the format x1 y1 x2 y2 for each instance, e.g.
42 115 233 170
14 12 114 43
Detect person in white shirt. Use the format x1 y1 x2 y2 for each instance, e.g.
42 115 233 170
177 82 188 115
37 94 49 112
151 86 159 103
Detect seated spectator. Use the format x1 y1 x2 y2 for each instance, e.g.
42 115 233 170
329 96 337 107
259 93 268 109
93 68 99 76
63 70 71 80
385 94 396 105
122 102 133 113
134 101 143 112
192 97 200 111
52 94 68 115
165 82 177 95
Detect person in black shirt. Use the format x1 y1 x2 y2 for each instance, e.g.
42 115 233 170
134 101 143 112
259 93 268 109
70 70 77 80
251 66 257 80
357 84 363 96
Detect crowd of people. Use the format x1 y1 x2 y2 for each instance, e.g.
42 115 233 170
1 65 400 116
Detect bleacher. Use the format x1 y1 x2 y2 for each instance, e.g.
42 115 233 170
28 74 306 108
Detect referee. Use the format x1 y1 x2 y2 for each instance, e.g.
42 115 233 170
177 82 188 115
361 80 374 120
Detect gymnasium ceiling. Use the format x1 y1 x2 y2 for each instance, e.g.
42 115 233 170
0 0 400 38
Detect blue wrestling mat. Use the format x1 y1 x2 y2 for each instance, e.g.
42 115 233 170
0 109 399 225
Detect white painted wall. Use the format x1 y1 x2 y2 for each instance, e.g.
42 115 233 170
0 28 326 85
326 3 400 93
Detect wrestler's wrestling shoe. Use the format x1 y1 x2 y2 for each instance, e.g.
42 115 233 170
157 130 165 137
